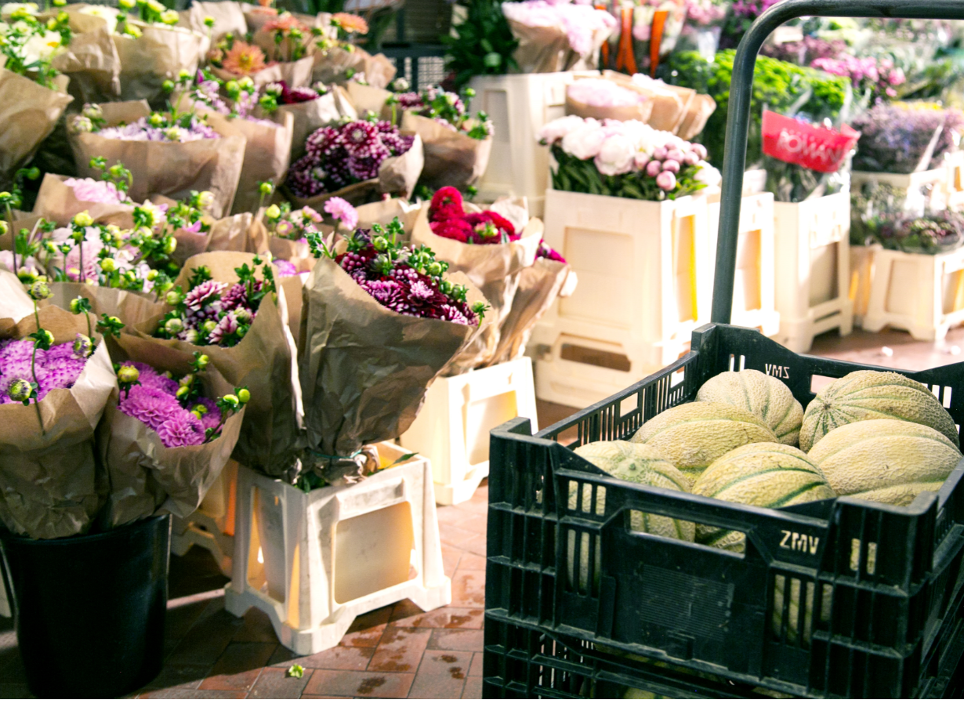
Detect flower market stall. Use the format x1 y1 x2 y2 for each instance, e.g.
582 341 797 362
1 0 964 701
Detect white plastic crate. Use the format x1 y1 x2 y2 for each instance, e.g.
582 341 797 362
772 192 854 353
170 461 238 577
400 357 537 506
467 71 598 218
945 151 964 209
224 443 450 655
852 161 959 212
530 188 710 408
706 191 780 336
860 245 964 341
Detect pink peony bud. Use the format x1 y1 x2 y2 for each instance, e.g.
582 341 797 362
662 159 680 174
646 160 662 177
656 171 676 192
692 144 707 160
683 151 700 166
652 146 668 161
666 149 685 163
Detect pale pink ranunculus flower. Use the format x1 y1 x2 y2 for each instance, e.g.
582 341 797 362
594 135 636 176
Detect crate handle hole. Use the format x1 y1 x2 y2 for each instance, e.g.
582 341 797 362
569 481 606 515
566 529 602 596
849 538 876 575
560 344 631 372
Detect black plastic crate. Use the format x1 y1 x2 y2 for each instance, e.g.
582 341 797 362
484 324 964 698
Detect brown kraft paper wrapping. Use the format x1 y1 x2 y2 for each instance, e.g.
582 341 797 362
298 255 484 457
283 132 424 211
600 70 714 137
506 20 573 74
98 333 245 527
68 100 247 219
114 23 206 105
275 85 356 161
345 81 392 119
311 46 395 89
32 173 134 228
134 252 301 476
491 257 577 364
205 212 271 254
565 83 655 124
400 112 493 190
44 282 163 331
180 1 248 38
211 56 315 90
410 203 544 372
52 25 122 108
0 68 72 187
355 197 422 240
0 302 117 539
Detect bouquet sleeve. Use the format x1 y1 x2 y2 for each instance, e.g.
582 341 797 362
311 47 396 89
564 83 655 124
345 81 393 120
211 56 314 90
275 85 356 161
400 112 493 191
114 23 206 106
410 202 543 372
0 293 116 539
133 252 301 476
51 24 122 107
298 256 483 458
205 212 271 254
0 68 72 187
68 100 247 218
504 17 573 74
32 172 134 228
99 333 244 527
180 0 248 38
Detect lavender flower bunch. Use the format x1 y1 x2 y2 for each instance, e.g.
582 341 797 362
155 258 276 347
285 119 414 198
306 218 486 326
811 54 906 104
852 103 964 174
115 353 249 448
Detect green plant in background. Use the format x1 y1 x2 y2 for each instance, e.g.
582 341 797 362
443 0 518 91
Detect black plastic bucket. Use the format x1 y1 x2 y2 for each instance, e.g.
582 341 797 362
0 514 172 698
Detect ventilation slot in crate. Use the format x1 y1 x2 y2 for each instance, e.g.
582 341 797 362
771 575 831 647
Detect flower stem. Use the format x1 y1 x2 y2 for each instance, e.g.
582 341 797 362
6 206 16 275
30 311 45 435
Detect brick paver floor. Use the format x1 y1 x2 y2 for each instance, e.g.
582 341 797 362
1 326 961 698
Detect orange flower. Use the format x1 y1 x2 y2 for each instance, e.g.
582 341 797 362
221 41 267 76
257 0 273 6
264 13 309 34
332 12 368 35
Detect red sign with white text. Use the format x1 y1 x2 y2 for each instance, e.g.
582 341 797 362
762 110 860 173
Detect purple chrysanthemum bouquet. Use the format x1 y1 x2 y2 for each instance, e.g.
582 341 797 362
285 119 415 198
852 102 964 174
811 54 906 105
297 217 485 485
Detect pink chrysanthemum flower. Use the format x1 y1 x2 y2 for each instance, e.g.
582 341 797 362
156 412 207 448
118 384 182 431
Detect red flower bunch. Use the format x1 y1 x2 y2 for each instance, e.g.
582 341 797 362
428 187 519 246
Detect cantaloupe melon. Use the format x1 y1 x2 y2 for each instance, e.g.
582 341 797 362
572 441 695 541
696 369 804 446
691 443 835 553
799 370 960 452
807 419 962 505
567 441 695 592
630 402 778 484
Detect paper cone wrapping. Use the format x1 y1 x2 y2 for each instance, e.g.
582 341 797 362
180 1 248 38
114 23 206 106
401 112 493 191
565 81 655 124
312 46 396 89
205 212 271 254
134 252 301 476
0 68 72 187
345 81 392 119
32 173 133 227
52 25 122 107
0 301 117 539
211 56 314 89
410 202 544 371
284 132 424 211
275 86 356 161
676 93 716 141
68 100 247 218
298 256 483 456
507 20 572 74
355 197 422 241
44 282 163 330
99 333 244 527
601 71 714 136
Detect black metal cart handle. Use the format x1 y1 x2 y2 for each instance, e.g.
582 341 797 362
712 0 964 324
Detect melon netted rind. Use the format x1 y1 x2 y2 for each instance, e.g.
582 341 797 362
696 369 804 446
571 441 695 542
808 418 962 506
799 370 960 452
691 442 835 552
630 401 778 484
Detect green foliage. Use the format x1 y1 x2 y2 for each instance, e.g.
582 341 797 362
443 0 518 90
550 147 706 201
662 50 852 167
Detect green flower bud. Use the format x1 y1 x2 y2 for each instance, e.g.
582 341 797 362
25 167 40 180
117 364 140 384
73 334 92 358
259 181 273 197
73 210 93 228
427 261 442 276
183 329 199 344
194 354 210 370
162 79 175 94
176 385 190 400
7 378 33 404
373 237 388 251
164 317 183 335
221 394 240 410
165 289 183 306
440 280 453 294
237 388 250 404
265 204 281 220
202 319 217 334
99 257 117 273
27 281 51 301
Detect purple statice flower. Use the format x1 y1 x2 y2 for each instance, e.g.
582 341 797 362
63 177 128 204
118 384 182 431
97 116 220 142
156 413 207 448
188 396 222 432
272 259 298 277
